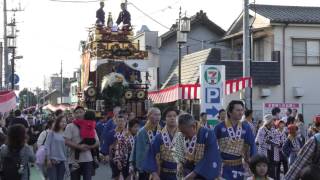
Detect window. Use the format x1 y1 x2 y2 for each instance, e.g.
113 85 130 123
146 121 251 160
254 39 264 61
293 39 320 65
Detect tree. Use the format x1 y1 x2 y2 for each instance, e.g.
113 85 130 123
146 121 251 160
19 88 37 109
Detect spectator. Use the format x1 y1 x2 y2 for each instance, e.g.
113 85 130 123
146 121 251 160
296 113 306 144
0 132 6 147
271 107 281 120
300 165 320 180
244 109 256 136
256 114 279 179
292 109 298 119
5 111 14 128
54 109 64 119
282 124 304 167
308 116 320 138
106 113 133 179
73 110 99 169
10 110 29 129
282 108 292 124
0 124 35 180
218 109 226 122
130 107 162 180
37 120 54 148
275 120 288 177
66 112 74 124
96 113 108 141
128 112 136 121
284 133 320 180
100 107 121 139
36 119 54 178
248 154 273 180
128 119 140 137
0 119 7 135
199 112 211 129
45 116 68 180
64 106 99 180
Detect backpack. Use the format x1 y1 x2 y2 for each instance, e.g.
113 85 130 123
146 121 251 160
0 147 24 180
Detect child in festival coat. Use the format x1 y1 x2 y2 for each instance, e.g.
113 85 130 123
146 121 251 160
73 110 98 165
282 124 304 166
248 154 274 180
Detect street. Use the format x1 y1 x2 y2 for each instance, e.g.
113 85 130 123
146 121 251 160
31 163 112 180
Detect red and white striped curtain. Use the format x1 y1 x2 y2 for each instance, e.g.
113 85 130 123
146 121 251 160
148 84 200 104
225 77 252 95
148 77 252 104
0 91 17 114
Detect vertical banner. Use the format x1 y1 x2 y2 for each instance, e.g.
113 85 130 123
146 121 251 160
200 65 225 126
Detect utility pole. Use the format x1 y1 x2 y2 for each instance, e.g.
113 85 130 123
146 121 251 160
3 0 8 88
60 60 63 104
11 47 15 90
243 0 252 110
3 2 23 89
0 42 3 88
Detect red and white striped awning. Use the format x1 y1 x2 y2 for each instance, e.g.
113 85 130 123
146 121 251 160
42 104 77 112
225 77 252 95
0 91 16 114
148 77 252 104
148 84 200 104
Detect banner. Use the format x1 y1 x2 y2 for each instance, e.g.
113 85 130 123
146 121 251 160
0 91 16 114
263 103 301 118
200 65 225 126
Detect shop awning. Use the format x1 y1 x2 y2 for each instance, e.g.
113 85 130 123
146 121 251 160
225 77 252 95
148 84 200 104
42 104 76 112
0 91 16 114
148 77 252 104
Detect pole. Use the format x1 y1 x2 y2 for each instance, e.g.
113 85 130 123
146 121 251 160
11 48 15 90
178 43 182 109
178 7 182 110
243 0 252 110
60 60 63 104
3 0 8 88
0 42 3 88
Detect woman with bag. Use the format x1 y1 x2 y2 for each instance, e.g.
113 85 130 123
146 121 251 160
45 116 68 180
0 124 35 180
36 120 54 177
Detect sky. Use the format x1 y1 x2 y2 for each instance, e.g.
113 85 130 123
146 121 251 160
2 0 320 90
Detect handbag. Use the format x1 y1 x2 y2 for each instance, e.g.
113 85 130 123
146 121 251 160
35 131 49 165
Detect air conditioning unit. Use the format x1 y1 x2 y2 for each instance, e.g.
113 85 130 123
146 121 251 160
293 87 304 97
260 88 271 97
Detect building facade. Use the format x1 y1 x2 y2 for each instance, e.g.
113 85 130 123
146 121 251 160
221 4 320 123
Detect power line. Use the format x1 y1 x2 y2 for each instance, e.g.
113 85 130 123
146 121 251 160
128 2 170 30
135 0 180 20
49 0 100 3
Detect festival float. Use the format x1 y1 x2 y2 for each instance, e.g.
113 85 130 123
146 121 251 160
79 2 149 117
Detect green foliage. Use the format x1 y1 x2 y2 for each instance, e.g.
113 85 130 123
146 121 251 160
19 88 37 109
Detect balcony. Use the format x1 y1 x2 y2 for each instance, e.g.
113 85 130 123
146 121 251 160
207 48 281 86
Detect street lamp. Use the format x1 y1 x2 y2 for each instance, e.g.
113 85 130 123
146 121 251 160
176 8 191 109
7 20 17 90
179 16 191 33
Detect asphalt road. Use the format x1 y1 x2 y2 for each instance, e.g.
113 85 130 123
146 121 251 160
31 163 113 180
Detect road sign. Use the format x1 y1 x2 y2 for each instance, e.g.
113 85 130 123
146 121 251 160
200 65 225 126
9 74 20 84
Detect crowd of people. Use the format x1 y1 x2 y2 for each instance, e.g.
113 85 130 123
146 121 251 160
0 100 320 180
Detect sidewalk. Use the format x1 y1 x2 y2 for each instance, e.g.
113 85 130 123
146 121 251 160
30 166 45 180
